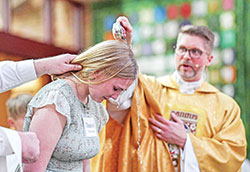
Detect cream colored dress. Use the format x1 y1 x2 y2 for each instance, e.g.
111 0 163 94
23 79 109 172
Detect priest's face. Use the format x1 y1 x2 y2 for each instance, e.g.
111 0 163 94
175 33 212 82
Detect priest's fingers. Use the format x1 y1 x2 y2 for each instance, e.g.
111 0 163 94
149 117 166 129
153 128 172 143
154 133 165 141
150 124 162 134
171 113 184 125
153 114 171 126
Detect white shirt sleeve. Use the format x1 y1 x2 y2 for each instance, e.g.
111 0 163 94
0 127 14 156
180 134 200 172
0 127 22 172
0 60 37 93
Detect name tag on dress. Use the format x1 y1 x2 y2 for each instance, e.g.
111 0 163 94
83 117 98 137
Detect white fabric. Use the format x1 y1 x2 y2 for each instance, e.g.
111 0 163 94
0 60 37 93
0 157 7 172
173 71 202 94
6 154 19 172
0 127 13 156
0 127 9 172
180 134 200 172
108 79 136 110
241 159 250 172
0 127 22 172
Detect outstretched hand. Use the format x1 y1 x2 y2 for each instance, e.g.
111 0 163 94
34 54 82 77
149 113 187 148
112 16 133 47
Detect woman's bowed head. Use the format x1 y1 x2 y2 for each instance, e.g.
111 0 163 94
54 40 139 103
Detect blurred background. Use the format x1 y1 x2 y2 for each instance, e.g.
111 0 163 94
0 0 249 166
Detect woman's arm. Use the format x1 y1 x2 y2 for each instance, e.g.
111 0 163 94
83 159 90 172
23 104 66 172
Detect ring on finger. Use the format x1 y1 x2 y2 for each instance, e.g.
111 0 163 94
157 128 161 133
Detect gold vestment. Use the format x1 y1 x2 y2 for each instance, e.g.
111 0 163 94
91 74 246 172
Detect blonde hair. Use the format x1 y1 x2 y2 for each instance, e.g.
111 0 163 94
55 40 138 84
6 93 33 120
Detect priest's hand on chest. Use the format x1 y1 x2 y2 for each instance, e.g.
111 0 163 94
149 113 187 148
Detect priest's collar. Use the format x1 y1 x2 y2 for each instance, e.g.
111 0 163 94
173 71 203 94
157 72 218 93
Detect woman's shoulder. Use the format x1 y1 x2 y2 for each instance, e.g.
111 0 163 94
30 79 76 107
35 79 73 96
43 79 70 90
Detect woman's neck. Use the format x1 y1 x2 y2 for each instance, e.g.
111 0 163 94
107 101 129 125
64 77 89 104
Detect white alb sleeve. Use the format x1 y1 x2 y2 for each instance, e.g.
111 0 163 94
0 60 37 93
180 134 200 172
0 127 22 172
0 127 14 156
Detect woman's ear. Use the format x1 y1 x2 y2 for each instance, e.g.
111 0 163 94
89 77 95 81
89 70 104 81
88 73 97 81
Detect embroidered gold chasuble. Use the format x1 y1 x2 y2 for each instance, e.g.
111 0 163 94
91 74 246 172
158 75 246 172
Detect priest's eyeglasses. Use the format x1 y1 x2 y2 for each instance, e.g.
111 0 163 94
175 46 208 59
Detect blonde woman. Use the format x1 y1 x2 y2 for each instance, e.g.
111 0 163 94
23 40 138 172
